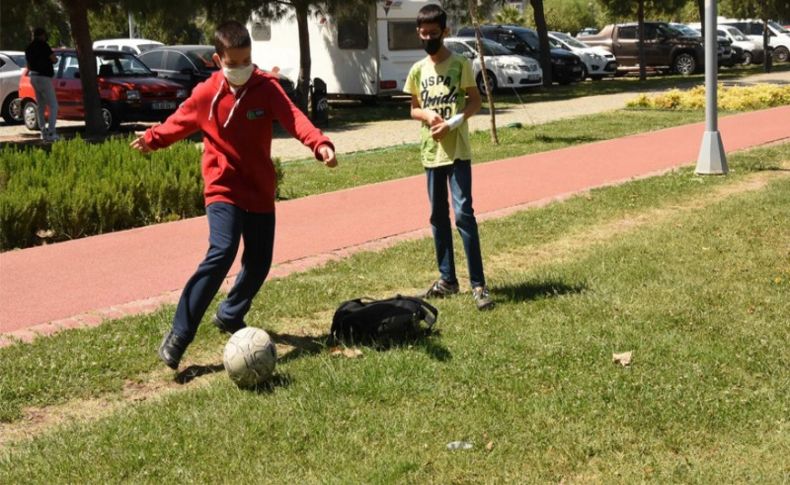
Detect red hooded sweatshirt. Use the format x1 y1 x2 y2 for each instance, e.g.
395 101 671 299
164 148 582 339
144 68 333 213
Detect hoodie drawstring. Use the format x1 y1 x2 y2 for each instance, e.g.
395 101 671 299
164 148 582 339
224 88 247 129
208 78 247 128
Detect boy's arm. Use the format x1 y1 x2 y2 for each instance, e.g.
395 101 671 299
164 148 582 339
270 80 335 166
410 96 443 126
131 95 201 153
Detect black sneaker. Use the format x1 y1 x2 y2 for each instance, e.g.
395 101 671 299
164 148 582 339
423 279 460 298
212 314 247 334
158 331 188 370
473 286 495 311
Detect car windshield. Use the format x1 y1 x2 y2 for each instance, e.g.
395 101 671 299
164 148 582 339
97 53 154 76
552 33 589 49
768 21 789 34
670 24 698 37
725 27 748 41
466 38 514 56
186 48 219 71
514 29 540 50
9 54 27 67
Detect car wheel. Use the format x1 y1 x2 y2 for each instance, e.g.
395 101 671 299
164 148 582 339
1 93 23 124
772 46 789 63
101 105 120 131
740 51 752 65
581 66 589 80
672 53 697 76
476 70 497 95
23 100 40 131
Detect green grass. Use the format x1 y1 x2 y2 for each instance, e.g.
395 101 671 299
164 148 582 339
0 142 788 482
279 109 704 199
323 63 790 126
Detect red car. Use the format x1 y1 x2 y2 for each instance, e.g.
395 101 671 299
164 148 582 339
18 48 187 131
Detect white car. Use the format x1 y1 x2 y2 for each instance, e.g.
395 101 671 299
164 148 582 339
549 32 617 80
687 23 765 65
0 51 25 123
717 18 790 63
92 38 163 55
444 37 542 92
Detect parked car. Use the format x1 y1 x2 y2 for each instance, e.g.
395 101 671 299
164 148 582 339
718 19 790 62
548 31 617 80
137 45 218 94
0 51 26 123
576 27 599 38
444 37 542 92
456 25 584 85
669 23 739 67
18 49 187 131
139 44 298 103
582 22 705 75
93 38 163 55
703 24 765 65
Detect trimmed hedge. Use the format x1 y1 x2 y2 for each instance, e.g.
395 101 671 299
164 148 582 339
0 137 282 251
627 83 790 111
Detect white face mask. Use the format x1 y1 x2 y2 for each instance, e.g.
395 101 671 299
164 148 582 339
223 64 254 86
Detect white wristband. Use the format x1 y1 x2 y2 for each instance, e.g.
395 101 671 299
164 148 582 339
446 113 465 130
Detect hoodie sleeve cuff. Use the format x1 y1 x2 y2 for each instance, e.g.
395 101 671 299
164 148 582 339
313 139 335 160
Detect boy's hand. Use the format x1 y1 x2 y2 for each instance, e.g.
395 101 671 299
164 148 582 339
425 110 443 127
318 144 337 168
130 134 152 153
430 122 450 141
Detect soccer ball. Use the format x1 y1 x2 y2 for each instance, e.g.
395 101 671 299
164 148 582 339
223 327 277 388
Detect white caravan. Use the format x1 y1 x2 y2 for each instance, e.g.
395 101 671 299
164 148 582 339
248 0 442 98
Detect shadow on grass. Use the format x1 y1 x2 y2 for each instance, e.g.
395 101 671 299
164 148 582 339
496 281 587 303
270 327 452 363
175 363 225 384
533 133 602 144
247 373 294 394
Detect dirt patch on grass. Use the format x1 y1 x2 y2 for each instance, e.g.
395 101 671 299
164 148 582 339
488 165 790 274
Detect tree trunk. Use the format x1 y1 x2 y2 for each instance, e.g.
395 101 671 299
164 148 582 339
295 2 311 114
762 16 772 73
637 0 646 81
530 0 552 86
63 0 105 137
469 0 497 144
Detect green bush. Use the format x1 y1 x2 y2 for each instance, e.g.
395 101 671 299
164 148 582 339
0 137 284 251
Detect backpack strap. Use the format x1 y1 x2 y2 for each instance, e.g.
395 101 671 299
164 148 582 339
397 295 438 327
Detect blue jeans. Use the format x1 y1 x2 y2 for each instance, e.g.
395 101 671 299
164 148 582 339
172 202 275 342
426 160 486 289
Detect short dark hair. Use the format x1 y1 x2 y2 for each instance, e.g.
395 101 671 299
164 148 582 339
213 20 251 55
416 4 447 30
33 27 47 39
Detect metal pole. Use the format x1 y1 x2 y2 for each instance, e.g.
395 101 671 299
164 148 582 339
696 0 728 174
128 12 134 39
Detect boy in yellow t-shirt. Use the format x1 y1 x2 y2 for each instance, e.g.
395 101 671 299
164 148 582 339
404 4 493 310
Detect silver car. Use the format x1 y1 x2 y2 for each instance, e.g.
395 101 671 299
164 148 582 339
0 51 26 123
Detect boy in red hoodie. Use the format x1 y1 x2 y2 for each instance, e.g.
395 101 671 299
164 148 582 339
131 21 337 369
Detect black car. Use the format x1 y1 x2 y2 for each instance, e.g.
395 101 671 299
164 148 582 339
138 45 297 101
457 25 585 84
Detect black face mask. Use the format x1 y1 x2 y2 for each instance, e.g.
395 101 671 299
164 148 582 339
421 36 443 55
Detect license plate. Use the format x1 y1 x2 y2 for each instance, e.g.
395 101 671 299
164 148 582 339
528 74 541 80
572 66 582 72
152 101 176 110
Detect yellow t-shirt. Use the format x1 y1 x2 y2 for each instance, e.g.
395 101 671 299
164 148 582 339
404 53 476 168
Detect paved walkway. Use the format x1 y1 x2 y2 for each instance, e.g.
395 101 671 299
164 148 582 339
1 106 789 346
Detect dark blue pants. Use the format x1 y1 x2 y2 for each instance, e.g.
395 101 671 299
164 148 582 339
426 160 486 289
172 202 275 342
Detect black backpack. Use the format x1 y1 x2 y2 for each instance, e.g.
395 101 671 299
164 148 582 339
330 295 439 343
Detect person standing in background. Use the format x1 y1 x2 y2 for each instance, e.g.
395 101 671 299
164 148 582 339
25 27 59 141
